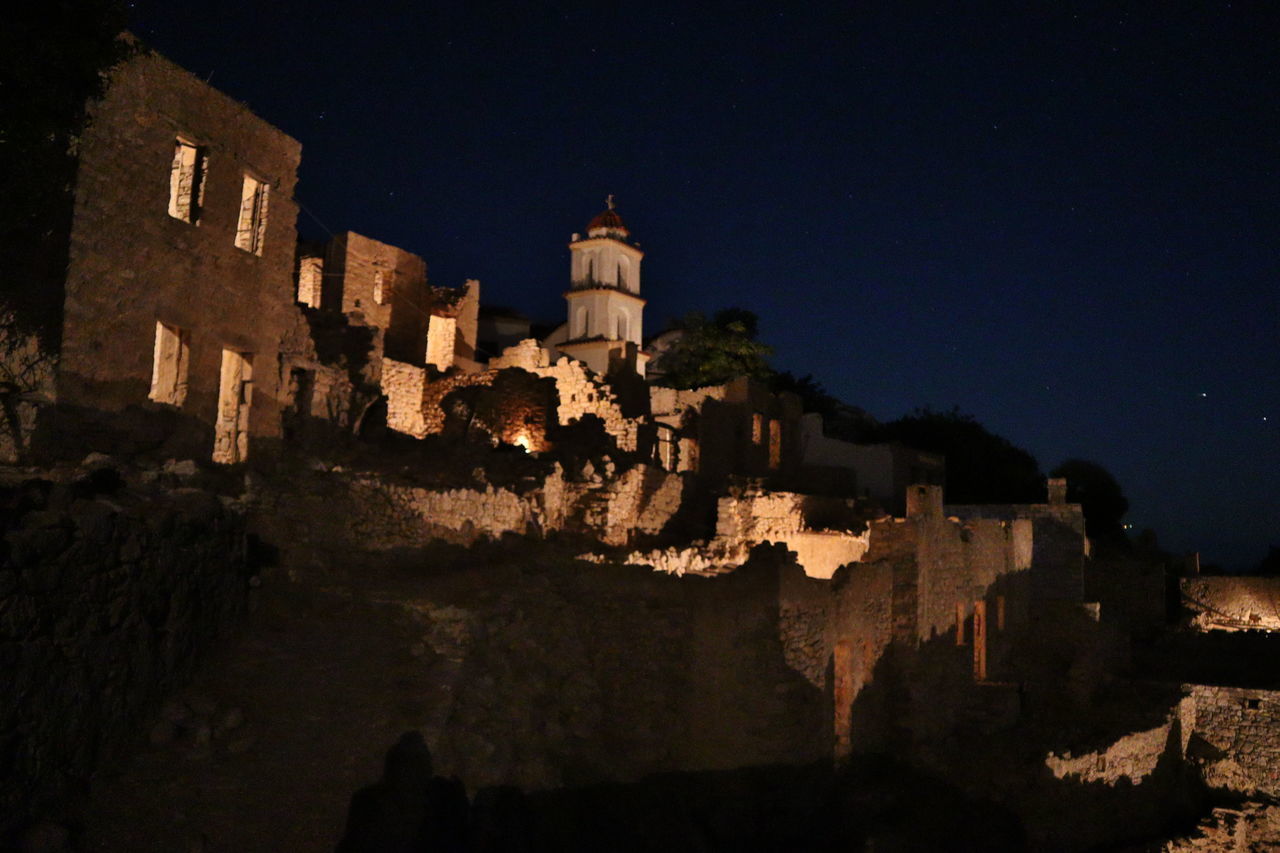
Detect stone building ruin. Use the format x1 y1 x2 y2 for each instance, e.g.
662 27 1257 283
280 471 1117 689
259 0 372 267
6 41 1280 851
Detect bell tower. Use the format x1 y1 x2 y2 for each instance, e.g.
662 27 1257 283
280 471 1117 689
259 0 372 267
559 195 647 376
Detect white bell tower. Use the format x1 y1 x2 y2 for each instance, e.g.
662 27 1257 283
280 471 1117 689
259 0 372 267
559 195 647 376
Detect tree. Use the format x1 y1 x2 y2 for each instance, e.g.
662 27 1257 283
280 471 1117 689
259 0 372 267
872 407 1044 504
1049 459 1130 551
1254 547 1280 576
769 371 838 419
650 309 774 390
1 3 131 344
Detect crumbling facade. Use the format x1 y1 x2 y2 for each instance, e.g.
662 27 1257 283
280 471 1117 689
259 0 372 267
52 49 306 463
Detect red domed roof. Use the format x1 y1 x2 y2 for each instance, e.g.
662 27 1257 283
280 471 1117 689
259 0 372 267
587 208 627 232
585 194 630 237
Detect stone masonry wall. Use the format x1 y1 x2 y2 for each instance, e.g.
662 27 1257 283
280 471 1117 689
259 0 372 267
571 464 687 546
1188 684 1280 798
381 358 428 438
831 561 896 755
58 49 303 460
330 231 430 368
913 516 1026 644
1 473 249 840
492 341 638 452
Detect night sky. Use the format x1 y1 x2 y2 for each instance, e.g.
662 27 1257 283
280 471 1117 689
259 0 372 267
126 2 1277 569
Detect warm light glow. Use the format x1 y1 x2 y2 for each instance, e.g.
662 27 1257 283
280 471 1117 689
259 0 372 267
513 432 532 452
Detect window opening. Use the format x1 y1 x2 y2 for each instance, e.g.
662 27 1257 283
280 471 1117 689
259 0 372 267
234 174 269 255
213 350 253 464
297 256 323 307
168 138 206 223
148 321 190 406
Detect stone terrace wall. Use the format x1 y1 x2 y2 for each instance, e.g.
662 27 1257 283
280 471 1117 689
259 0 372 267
424 552 833 791
342 463 687 549
1182 576 1280 632
344 474 558 547
1 474 249 840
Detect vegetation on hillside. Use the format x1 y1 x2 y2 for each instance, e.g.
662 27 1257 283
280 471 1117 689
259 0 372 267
869 407 1045 505
651 309 774 390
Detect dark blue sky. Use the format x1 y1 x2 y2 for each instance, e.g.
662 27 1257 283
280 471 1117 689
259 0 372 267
128 1 1278 569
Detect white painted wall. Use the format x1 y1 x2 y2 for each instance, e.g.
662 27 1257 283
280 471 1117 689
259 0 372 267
564 290 643 345
569 238 643 292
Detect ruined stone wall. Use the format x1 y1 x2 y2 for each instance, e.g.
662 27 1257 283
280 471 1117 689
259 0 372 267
0 474 249 840
346 475 555 546
1042 695 1195 787
709 489 870 579
649 385 727 424
454 280 480 362
1188 684 1280 798
1182 576 1280 632
305 363 357 425
620 487 870 579
381 358 428 438
57 49 303 460
1162 803 1280 851
417 371 504 438
494 343 638 452
568 464 687 546
540 358 637 452
913 516 1025 643
858 505 1033 648
948 503 1086 608
713 489 863 542
330 231 429 368
830 561 896 754
651 379 803 487
248 471 842 788
714 490 810 541
394 344 638 453
776 565 837 691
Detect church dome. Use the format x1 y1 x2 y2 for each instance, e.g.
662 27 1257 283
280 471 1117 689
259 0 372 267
586 195 630 238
